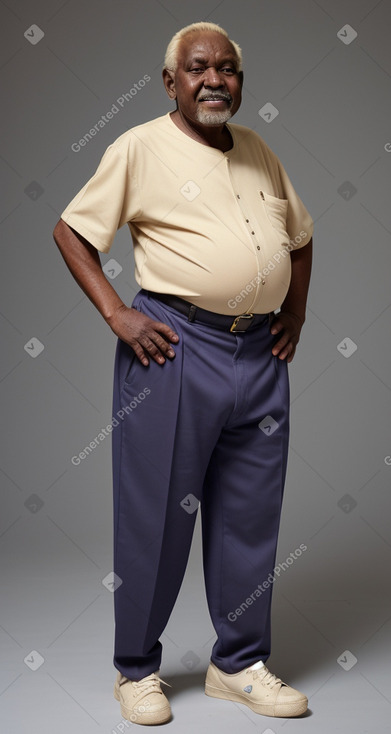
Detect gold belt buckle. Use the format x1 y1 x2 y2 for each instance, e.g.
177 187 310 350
230 313 255 332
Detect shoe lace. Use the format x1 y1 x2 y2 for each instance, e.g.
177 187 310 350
132 672 172 696
247 665 282 689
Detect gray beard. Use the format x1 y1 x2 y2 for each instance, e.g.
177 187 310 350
195 107 233 126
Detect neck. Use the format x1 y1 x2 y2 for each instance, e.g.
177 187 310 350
170 110 233 152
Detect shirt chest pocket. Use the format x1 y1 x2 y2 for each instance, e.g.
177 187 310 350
259 190 290 246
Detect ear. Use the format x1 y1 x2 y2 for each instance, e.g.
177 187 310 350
162 68 177 99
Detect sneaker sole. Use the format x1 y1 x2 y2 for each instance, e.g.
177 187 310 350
205 682 308 717
114 682 172 725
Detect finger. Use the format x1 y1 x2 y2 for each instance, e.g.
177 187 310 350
270 320 284 335
278 343 293 360
140 332 177 364
150 332 177 359
152 320 180 343
272 332 290 355
286 347 296 363
139 335 168 364
132 342 151 367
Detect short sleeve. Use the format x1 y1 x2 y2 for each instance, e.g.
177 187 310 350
276 157 313 249
60 137 141 253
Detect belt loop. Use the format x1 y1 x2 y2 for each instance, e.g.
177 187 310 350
188 304 197 322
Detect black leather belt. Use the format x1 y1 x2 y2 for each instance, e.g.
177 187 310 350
146 291 270 332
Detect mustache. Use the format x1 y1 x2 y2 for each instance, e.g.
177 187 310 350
197 91 233 104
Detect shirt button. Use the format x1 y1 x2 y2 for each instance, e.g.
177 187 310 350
262 279 266 285
257 246 260 250
237 194 240 199
251 231 255 235
245 219 249 223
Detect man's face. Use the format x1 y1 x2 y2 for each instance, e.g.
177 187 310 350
164 31 243 127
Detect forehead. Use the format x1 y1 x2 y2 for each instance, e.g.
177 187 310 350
178 31 237 64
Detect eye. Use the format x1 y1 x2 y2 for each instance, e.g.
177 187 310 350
221 66 235 74
190 67 204 73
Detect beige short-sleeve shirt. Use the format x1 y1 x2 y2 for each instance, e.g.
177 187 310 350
61 112 313 315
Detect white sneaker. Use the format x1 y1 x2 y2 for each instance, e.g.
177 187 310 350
114 670 171 725
205 659 308 717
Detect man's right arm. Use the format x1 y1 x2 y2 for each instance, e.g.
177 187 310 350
52 219 179 365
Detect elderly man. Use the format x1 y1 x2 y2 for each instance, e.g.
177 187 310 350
53 21 313 725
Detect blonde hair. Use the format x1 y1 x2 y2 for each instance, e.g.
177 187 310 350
164 21 242 72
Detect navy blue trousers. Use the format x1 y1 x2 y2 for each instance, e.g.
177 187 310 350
112 289 290 681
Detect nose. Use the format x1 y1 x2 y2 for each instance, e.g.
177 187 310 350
202 66 224 87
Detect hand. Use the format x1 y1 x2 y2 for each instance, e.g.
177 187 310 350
269 311 304 362
107 305 179 366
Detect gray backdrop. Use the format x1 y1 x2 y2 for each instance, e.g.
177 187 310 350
1 1 390 732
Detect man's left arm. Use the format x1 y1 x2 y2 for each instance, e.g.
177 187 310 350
270 238 313 362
